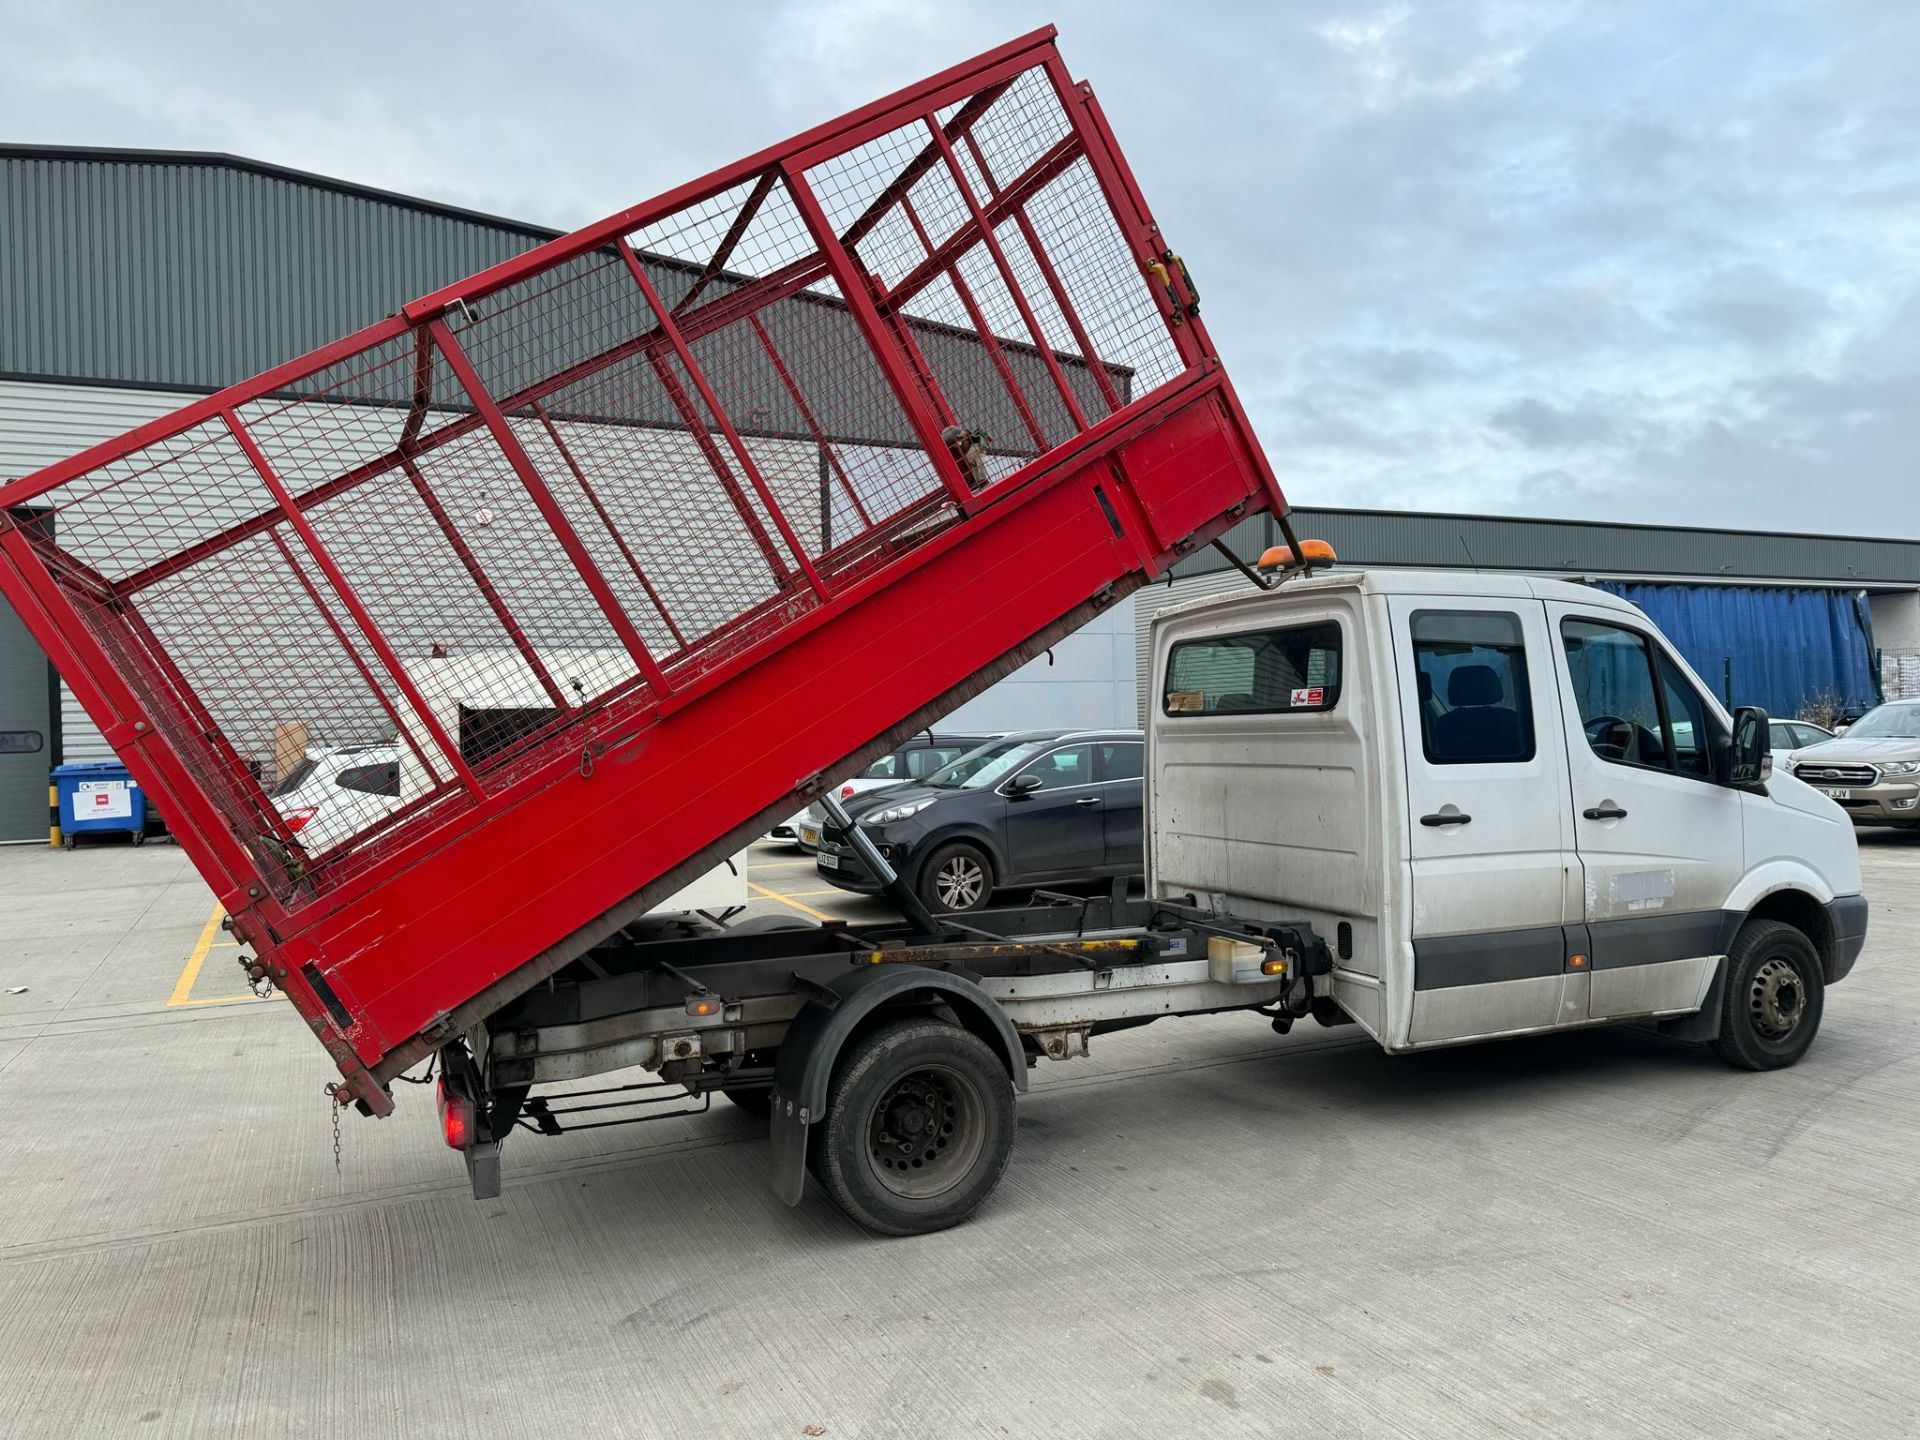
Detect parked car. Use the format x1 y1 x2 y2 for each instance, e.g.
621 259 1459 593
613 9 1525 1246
1770 719 1834 767
814 729 1144 911
1786 700 1920 827
270 743 401 854
783 731 1000 850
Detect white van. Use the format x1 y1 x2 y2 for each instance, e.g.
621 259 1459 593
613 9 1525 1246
1151 567 1867 1067
428 565 1872 1229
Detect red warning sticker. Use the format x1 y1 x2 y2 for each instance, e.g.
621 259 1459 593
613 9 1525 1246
1290 687 1324 707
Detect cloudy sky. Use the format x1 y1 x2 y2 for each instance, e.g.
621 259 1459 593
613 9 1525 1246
6 0 1919 534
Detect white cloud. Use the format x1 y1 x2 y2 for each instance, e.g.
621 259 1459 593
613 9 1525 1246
3 0 1918 533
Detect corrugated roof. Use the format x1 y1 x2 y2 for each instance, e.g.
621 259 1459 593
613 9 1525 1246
1177 505 1920 587
1 145 556 392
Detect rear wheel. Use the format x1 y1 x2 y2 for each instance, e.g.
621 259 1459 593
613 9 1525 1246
1714 919 1824 1070
918 842 994 914
815 1018 1015 1235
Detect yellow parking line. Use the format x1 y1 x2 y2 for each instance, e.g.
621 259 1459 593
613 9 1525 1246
168 903 226 1007
170 994 282 1009
747 882 835 923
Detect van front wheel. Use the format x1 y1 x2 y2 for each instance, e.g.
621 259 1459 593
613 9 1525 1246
1714 919 1824 1071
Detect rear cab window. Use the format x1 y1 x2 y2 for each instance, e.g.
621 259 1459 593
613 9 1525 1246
1410 611 1536 765
1163 621 1341 715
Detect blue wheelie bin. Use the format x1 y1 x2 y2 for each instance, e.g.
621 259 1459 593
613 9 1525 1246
53 761 148 847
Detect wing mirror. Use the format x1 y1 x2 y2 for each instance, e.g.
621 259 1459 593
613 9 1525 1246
1004 773 1043 797
1725 705 1772 786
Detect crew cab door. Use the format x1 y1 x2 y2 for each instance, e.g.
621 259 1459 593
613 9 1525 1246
1389 597 1582 1043
1546 605 1743 1019
1000 742 1104 881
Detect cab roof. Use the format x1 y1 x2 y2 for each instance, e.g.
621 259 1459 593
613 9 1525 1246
1153 567 1644 626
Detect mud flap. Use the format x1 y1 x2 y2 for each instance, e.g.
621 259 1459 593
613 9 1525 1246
466 1138 502 1200
1658 955 1726 1043
768 1100 810 1208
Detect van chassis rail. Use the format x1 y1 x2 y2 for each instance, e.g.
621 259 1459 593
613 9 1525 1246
439 893 1332 1205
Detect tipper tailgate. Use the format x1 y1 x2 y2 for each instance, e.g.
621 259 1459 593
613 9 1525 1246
0 26 1287 1110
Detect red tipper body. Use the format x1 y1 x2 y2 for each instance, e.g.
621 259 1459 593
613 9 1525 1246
0 28 1288 1110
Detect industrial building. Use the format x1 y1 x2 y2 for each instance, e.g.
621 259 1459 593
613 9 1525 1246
4 144 1918 842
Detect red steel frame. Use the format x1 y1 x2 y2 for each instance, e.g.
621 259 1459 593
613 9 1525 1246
0 27 1289 1113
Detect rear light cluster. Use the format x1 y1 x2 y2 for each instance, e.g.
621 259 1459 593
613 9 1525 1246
436 1077 476 1151
841 784 857 798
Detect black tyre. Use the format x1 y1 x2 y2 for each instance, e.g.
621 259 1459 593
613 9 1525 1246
1714 919 1825 1070
917 841 994 914
722 1086 774 1120
815 1017 1015 1236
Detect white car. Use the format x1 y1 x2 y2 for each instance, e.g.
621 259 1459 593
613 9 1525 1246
270 743 401 855
1770 719 1834 768
787 732 1003 849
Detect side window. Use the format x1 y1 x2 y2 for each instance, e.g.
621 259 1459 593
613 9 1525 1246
1016 744 1092 790
859 754 901 780
1163 621 1341 715
336 762 400 798
269 757 319 797
1098 741 1143 783
1410 611 1535 765
1768 723 1793 750
1560 618 1714 778
905 746 961 780
1658 655 1711 777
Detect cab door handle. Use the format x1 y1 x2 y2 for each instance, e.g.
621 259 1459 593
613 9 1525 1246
1074 796 1102 808
1582 804 1628 820
1419 811 1471 827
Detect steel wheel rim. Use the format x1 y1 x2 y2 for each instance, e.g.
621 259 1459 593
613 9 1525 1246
934 855 985 909
1750 956 1805 1040
865 1063 987 1200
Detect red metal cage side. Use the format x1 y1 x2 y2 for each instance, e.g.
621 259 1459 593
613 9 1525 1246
0 28 1287 1108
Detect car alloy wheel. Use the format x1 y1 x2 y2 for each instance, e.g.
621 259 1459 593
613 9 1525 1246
933 853 986 910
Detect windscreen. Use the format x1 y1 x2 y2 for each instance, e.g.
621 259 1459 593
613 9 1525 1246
1845 703 1920 739
926 737 1044 788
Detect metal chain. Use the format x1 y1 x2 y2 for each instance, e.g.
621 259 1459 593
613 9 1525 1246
323 1083 343 1176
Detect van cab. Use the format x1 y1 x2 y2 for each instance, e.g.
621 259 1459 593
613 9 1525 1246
1150 569 1867 1067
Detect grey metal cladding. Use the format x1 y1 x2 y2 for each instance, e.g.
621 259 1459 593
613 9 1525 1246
1 148 1130 458
1 149 552 390
1174 507 1920 587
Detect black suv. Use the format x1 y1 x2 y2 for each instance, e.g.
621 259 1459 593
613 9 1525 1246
814 729 1145 912
787 731 1000 849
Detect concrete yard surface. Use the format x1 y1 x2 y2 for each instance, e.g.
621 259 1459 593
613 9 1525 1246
0 836 1916 1438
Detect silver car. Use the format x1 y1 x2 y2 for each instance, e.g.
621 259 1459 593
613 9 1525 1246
1787 701 1920 827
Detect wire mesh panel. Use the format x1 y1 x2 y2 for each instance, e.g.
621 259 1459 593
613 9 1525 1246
0 35 1207 910
0 27 1291 1107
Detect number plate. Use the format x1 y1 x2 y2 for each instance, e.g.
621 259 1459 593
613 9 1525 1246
817 853 839 870
1818 787 1851 799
